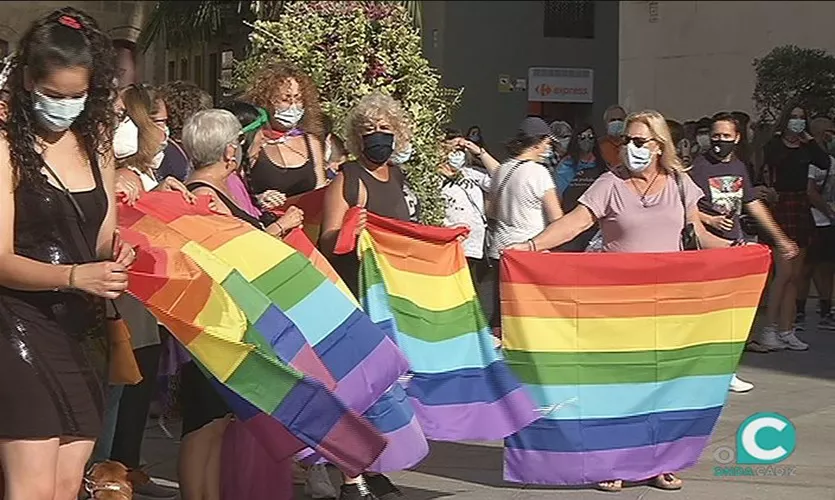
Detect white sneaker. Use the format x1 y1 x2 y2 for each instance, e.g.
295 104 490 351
756 325 786 351
729 374 754 393
778 330 809 351
304 464 337 499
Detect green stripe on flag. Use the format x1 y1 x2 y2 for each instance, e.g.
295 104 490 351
504 342 745 385
252 252 326 310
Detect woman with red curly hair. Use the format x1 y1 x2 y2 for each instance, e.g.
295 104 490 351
245 62 327 205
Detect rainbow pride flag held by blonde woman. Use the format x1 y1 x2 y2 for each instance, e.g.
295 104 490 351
500 246 771 485
335 208 538 444
118 193 411 475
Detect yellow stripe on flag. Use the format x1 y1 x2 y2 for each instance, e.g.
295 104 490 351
502 307 757 352
361 233 475 312
213 230 295 280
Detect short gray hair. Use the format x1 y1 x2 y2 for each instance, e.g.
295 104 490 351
182 109 241 169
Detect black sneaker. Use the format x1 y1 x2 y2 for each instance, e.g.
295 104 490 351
365 474 405 499
338 483 376 500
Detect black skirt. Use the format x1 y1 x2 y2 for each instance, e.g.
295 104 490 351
180 361 230 438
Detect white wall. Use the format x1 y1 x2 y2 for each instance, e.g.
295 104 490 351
619 0 835 122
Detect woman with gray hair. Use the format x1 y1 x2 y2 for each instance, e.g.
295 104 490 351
182 109 302 236
176 109 303 500
319 92 414 500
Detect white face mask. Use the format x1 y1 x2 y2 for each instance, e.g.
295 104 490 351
448 150 466 170
151 150 165 170
391 143 414 166
113 118 139 159
274 105 304 129
787 118 806 134
624 141 653 173
696 133 710 149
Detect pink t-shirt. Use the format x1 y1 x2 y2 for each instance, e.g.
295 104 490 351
578 170 704 253
226 172 262 219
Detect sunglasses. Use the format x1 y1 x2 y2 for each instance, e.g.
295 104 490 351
578 133 595 141
622 136 656 148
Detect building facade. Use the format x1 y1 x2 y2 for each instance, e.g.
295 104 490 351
619 0 835 122
0 1 163 87
423 0 620 150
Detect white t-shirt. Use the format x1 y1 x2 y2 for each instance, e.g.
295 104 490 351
488 160 555 259
808 155 835 227
442 167 492 259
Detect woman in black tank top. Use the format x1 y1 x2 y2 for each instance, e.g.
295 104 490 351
245 62 327 198
318 91 414 500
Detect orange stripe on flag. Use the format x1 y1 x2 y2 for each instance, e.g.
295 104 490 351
368 226 465 277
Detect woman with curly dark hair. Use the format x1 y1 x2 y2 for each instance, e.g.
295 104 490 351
245 61 327 200
0 7 137 498
155 80 212 181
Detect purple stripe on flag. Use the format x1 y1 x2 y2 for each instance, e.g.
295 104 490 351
503 435 710 485
367 415 429 473
334 340 410 414
408 386 538 441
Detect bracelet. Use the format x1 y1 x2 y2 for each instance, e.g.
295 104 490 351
276 221 285 234
478 147 485 157
68 264 79 289
528 239 537 251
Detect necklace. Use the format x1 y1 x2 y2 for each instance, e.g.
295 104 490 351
631 171 661 207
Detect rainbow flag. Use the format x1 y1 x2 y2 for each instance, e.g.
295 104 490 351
500 246 771 485
336 208 538 443
118 194 388 476
282 188 326 244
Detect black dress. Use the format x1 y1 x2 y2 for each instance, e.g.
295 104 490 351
248 135 318 197
0 157 108 440
329 162 410 297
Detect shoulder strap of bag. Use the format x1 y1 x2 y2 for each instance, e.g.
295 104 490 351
487 160 523 220
673 170 688 227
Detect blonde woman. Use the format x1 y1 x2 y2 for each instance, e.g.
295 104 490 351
508 111 731 492
319 92 414 500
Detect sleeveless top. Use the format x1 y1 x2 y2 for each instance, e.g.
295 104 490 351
249 134 317 197
3 153 108 338
331 162 410 296
186 180 267 231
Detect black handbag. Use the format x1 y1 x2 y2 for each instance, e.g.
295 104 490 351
674 171 701 251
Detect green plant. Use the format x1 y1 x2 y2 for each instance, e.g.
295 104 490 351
753 45 835 121
235 1 460 225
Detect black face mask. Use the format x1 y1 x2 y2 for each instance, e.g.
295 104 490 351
710 139 736 159
362 131 395 165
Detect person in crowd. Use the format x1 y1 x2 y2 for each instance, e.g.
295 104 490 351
0 7 137 498
750 104 829 352
689 113 798 393
466 125 485 149
486 117 563 330
693 116 712 156
553 123 607 251
506 110 731 492
667 119 693 168
439 128 500 311
319 91 415 500
156 81 212 182
549 120 573 164
116 84 169 189
323 113 349 180
794 116 835 331
388 127 423 223
599 105 626 168
245 61 327 199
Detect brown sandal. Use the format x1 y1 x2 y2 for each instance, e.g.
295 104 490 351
597 479 623 492
652 473 683 490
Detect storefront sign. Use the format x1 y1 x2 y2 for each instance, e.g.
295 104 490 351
528 67 594 103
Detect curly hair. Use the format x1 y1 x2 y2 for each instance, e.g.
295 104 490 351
344 92 413 160
245 61 324 139
3 7 116 188
119 84 164 175
157 80 211 142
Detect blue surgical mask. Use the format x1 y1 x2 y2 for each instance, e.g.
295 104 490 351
391 143 414 165
607 120 624 137
788 118 806 134
32 89 87 132
448 150 466 169
274 105 304 129
624 141 653 173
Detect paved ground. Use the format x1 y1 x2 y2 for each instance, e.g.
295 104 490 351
140 309 835 500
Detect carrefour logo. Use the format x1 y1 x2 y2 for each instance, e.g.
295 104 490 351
736 412 796 464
